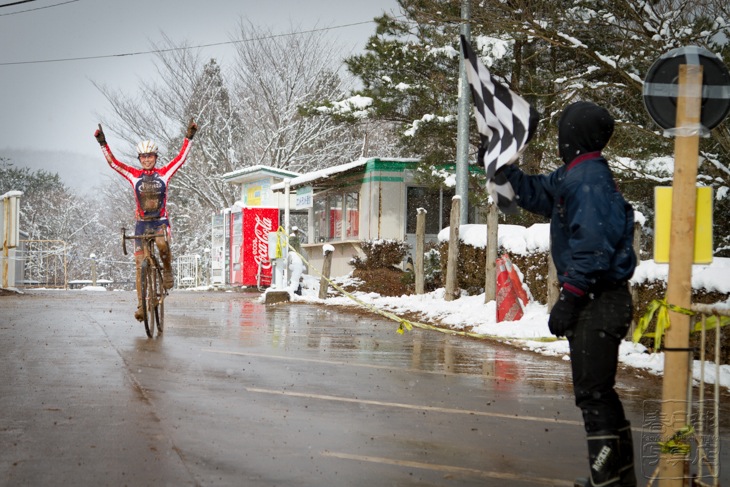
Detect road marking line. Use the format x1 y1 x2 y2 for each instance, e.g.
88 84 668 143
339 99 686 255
205 348 397 370
244 386 580 426
203 348 536 381
320 451 573 486
211 349 654 433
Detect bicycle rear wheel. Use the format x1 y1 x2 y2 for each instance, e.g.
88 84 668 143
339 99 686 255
141 260 156 338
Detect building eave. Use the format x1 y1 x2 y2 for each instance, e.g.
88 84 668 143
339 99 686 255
271 157 421 192
221 165 300 184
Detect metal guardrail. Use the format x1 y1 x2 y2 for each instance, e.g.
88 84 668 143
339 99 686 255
17 240 67 289
688 304 728 487
176 254 200 288
648 304 730 486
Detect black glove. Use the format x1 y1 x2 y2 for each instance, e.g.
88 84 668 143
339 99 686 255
548 288 585 338
186 118 198 140
94 124 106 146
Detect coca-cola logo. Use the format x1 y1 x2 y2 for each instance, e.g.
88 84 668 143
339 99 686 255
253 215 273 268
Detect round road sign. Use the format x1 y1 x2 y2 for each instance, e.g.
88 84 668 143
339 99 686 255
643 46 730 131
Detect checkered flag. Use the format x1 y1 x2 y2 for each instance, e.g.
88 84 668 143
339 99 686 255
460 35 539 214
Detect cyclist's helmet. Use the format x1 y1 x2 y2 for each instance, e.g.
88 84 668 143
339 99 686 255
136 140 159 157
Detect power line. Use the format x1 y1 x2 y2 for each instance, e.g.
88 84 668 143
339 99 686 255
0 0 79 16
0 0 37 8
0 19 380 66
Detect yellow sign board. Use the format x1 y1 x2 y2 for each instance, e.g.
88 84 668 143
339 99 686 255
654 186 713 264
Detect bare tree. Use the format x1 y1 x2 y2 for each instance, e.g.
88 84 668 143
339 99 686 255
93 21 375 257
230 20 364 173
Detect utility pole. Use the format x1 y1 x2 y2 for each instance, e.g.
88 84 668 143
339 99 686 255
454 0 471 224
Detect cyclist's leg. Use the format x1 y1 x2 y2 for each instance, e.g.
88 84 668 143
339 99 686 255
134 254 145 321
133 221 146 321
154 223 173 289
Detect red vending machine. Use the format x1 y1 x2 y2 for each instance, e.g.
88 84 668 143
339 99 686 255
240 207 279 287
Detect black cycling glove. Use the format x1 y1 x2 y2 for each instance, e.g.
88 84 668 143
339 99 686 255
186 119 198 140
94 124 106 146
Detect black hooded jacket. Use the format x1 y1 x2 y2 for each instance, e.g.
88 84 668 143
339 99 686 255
557 101 615 164
501 102 636 293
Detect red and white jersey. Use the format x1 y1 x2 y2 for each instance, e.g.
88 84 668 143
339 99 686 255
101 139 191 221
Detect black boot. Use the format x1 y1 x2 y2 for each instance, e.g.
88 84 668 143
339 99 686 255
574 432 621 487
617 423 636 487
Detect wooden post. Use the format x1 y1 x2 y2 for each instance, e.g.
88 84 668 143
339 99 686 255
2 198 9 289
91 257 97 287
547 248 559 310
415 209 426 295
659 64 703 487
2 242 7 289
630 222 642 336
318 248 334 300
484 201 498 303
2 192 21 289
444 197 461 301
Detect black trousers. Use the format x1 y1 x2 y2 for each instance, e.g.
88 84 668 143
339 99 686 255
567 284 633 433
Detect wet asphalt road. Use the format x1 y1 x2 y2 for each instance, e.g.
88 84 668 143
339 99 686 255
1 289 727 487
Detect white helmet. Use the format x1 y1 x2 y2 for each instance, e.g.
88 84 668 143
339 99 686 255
136 140 159 156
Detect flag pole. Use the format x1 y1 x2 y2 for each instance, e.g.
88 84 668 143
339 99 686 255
454 0 471 224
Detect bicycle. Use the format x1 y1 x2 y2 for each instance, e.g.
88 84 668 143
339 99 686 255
121 227 166 338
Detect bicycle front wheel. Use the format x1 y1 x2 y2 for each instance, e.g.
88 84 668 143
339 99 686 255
154 266 165 334
141 260 156 338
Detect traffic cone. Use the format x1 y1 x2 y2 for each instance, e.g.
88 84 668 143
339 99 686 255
501 253 529 308
496 257 523 322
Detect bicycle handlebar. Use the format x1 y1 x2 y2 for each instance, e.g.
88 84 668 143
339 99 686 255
124 234 161 240
122 227 128 256
121 227 166 256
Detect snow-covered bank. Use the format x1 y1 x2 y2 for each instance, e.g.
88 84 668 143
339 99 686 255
291 271 729 390
286 221 730 391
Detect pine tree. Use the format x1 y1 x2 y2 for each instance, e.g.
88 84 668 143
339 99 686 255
314 0 730 255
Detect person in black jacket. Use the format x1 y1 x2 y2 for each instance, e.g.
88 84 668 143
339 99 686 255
500 101 637 487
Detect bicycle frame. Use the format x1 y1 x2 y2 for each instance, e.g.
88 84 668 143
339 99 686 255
121 227 167 337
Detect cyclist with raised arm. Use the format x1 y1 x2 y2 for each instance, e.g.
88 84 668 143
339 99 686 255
94 119 197 321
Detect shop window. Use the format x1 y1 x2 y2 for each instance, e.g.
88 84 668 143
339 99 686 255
345 192 359 239
288 212 309 244
313 191 359 242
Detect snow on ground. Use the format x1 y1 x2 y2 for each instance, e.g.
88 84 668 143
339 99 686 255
287 222 730 391
78 286 108 292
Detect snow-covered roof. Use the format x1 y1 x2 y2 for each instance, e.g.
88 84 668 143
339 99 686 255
1 190 23 199
271 157 420 192
222 165 300 184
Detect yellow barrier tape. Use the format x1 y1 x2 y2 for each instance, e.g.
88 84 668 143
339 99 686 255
274 226 284 259
659 425 694 456
632 299 671 349
633 298 728 350
692 314 730 333
273 228 544 341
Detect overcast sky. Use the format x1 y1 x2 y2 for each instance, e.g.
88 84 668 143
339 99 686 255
0 0 400 186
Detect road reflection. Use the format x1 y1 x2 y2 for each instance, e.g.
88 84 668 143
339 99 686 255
165 292 726 427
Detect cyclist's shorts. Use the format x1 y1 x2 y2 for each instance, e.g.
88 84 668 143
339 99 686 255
134 219 170 254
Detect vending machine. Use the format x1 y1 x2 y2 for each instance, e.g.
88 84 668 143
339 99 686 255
241 207 279 286
218 206 278 287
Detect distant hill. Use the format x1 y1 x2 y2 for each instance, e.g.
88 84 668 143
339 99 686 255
1 148 113 192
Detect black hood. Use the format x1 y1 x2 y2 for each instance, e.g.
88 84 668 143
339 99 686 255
557 101 614 164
